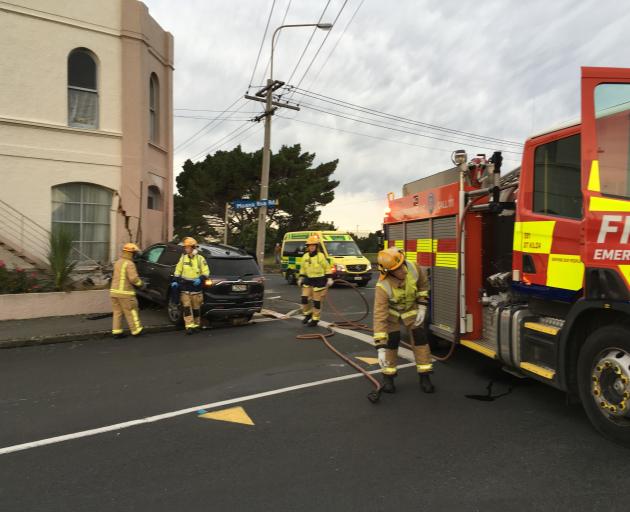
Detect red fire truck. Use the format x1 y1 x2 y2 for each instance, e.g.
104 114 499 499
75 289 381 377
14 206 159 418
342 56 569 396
383 67 630 444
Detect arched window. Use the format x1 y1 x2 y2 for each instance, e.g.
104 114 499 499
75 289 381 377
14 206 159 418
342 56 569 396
149 73 159 143
68 48 98 129
52 183 112 263
147 185 162 211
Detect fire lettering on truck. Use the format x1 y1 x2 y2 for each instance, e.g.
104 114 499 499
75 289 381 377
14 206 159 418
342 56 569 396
597 215 630 244
593 249 630 261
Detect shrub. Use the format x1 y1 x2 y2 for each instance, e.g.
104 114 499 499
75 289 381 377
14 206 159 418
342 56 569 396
48 229 77 291
0 262 51 294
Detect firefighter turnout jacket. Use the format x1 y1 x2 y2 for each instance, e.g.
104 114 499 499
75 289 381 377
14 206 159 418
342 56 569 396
299 251 332 291
373 260 429 342
110 252 143 297
174 252 210 292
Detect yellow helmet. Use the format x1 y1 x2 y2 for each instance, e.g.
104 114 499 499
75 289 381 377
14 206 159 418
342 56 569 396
377 247 405 276
306 235 320 245
182 237 198 247
123 242 140 253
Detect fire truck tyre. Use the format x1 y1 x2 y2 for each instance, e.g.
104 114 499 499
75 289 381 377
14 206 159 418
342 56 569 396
578 325 630 447
167 296 184 328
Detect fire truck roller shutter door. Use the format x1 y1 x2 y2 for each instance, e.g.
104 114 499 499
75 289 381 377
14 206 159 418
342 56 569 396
386 223 404 250
432 216 458 334
406 220 431 267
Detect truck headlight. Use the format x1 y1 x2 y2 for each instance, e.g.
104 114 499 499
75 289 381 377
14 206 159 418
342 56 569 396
335 264 346 272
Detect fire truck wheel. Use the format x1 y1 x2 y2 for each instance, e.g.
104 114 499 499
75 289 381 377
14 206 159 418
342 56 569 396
578 325 630 446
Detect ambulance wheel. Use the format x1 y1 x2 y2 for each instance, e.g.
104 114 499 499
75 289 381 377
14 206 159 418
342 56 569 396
167 297 184 328
286 272 297 285
578 325 630 446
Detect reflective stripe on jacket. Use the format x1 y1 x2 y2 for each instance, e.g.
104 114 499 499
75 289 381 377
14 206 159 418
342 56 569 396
299 251 332 289
373 261 429 340
110 254 143 297
174 253 210 281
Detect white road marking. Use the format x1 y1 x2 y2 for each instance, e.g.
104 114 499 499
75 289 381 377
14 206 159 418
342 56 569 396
265 295 282 300
0 364 414 456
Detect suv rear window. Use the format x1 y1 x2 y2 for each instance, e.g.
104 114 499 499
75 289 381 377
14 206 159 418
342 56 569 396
158 246 182 266
208 257 260 277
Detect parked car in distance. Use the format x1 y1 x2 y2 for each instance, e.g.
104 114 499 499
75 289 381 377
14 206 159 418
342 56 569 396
134 242 264 326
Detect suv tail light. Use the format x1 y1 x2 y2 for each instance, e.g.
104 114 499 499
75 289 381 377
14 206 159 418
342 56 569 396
204 278 225 287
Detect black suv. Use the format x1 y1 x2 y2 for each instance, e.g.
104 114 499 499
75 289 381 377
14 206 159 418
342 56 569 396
135 242 264 325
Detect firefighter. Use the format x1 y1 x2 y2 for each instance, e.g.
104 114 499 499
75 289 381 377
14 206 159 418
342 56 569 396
171 237 210 334
298 235 333 327
373 247 435 393
110 243 144 338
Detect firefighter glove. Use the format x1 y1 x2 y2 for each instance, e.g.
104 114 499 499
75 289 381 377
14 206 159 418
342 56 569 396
193 278 201 287
297 277 304 287
170 282 179 289
413 305 427 327
326 278 334 288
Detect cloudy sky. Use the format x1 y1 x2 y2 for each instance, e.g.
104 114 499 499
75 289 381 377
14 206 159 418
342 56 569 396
144 0 630 234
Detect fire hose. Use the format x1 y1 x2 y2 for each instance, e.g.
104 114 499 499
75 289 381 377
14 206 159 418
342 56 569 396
294 277 460 403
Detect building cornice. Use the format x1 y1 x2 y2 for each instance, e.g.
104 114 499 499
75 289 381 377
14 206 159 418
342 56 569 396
0 116 122 138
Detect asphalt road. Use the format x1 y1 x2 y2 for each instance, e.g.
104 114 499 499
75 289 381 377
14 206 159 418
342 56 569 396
1 273 629 511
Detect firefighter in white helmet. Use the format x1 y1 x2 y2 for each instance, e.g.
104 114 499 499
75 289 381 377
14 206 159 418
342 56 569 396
171 237 210 334
110 242 144 338
373 247 435 393
299 234 333 327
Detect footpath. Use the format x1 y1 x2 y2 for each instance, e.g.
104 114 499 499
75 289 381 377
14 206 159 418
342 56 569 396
0 308 175 349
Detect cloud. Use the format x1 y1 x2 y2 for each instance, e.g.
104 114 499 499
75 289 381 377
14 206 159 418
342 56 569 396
145 0 630 231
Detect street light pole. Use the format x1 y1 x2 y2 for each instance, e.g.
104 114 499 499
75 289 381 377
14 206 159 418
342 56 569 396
255 22 333 273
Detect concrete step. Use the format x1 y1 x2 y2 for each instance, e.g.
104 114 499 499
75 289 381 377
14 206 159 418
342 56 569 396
0 242 36 269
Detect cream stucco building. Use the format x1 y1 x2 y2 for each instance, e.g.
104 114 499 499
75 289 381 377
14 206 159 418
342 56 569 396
0 0 173 266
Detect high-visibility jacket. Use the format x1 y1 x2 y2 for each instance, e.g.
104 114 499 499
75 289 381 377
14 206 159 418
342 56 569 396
110 253 143 298
373 261 429 341
174 253 210 292
299 251 332 290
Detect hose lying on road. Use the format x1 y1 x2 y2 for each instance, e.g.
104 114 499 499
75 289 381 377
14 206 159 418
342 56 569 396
295 279 383 403
295 277 459 402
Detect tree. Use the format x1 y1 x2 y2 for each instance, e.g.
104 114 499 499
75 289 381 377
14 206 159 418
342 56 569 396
353 231 381 253
174 144 339 251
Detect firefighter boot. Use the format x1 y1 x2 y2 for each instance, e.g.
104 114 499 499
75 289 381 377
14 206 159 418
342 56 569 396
308 318 319 327
302 313 312 325
419 373 435 393
382 374 396 394
113 333 127 340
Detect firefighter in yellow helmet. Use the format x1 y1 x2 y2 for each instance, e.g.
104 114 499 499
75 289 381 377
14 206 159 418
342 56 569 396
373 247 435 393
171 237 210 334
110 242 144 338
299 235 333 327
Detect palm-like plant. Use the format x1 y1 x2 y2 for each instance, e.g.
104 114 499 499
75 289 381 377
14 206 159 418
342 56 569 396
48 228 77 291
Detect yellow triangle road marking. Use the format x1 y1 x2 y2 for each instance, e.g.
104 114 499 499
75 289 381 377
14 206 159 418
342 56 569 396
199 406 255 426
356 356 380 365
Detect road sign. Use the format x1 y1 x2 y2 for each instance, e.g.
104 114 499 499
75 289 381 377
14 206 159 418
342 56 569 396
231 199 278 209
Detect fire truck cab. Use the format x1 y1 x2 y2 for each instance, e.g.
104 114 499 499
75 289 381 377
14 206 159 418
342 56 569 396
383 67 630 445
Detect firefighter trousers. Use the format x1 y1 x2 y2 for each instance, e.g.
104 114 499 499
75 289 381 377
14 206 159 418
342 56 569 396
376 315 433 376
301 285 327 321
180 292 203 329
111 296 143 336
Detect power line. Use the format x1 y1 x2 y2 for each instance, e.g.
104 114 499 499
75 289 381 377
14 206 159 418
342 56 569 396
304 0 365 89
247 0 277 92
292 0 349 91
174 115 254 121
283 0 332 85
289 101 523 154
174 96 244 152
258 0 293 84
285 85 523 147
191 121 257 161
276 115 522 163
175 108 260 113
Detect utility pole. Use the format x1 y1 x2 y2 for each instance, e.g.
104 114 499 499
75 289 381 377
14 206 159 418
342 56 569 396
223 202 230 245
245 22 332 273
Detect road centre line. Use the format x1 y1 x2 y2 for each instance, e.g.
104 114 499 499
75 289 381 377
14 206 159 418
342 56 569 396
0 364 414 456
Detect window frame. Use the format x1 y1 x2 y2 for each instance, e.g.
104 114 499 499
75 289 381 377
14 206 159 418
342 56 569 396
531 132 583 220
149 73 159 143
147 185 162 211
67 48 99 129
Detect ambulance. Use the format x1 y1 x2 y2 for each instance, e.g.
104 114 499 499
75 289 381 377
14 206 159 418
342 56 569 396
281 231 373 286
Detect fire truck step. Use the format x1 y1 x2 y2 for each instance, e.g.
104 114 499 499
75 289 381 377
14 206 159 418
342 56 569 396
523 321 561 336
519 361 556 380
460 339 498 359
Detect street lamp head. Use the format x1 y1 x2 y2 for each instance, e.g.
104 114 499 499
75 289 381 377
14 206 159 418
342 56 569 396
316 23 333 30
